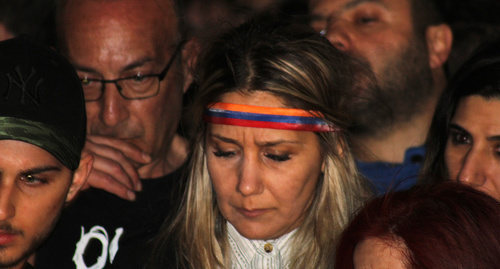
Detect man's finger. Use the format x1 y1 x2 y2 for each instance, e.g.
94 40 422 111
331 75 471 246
85 169 137 201
87 135 151 164
84 139 142 191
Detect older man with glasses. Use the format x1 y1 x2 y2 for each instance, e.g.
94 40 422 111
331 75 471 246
34 0 194 268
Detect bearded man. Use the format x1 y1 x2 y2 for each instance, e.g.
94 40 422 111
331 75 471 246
310 0 453 194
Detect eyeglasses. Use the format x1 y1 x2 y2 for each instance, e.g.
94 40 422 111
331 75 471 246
81 42 184 101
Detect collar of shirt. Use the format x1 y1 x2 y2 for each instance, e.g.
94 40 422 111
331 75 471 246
227 223 296 269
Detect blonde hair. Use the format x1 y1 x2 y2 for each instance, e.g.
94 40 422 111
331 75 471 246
148 15 373 268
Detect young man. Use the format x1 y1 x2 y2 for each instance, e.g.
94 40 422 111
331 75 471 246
309 0 453 194
0 37 91 269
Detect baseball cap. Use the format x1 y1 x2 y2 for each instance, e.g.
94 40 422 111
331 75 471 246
0 37 86 171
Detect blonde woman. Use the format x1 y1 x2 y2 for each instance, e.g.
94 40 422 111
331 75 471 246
148 16 373 268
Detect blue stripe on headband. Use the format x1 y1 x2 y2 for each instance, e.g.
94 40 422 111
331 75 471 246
205 109 329 125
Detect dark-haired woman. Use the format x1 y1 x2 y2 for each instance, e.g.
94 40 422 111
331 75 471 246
421 39 500 200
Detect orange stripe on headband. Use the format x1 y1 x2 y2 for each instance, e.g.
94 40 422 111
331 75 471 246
210 103 325 118
205 102 339 132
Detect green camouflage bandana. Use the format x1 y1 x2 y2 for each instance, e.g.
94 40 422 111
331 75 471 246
0 117 80 170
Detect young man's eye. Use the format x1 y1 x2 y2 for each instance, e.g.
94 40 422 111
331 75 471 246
20 174 47 185
264 153 291 162
449 130 471 145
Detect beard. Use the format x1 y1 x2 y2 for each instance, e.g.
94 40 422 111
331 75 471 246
349 35 434 137
0 224 29 269
0 216 60 268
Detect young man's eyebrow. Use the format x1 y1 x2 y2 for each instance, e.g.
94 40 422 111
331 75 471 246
20 166 62 175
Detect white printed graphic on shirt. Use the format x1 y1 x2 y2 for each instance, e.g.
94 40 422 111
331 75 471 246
72 225 124 269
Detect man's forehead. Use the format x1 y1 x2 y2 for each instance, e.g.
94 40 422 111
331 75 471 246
310 0 409 15
60 0 179 38
60 0 179 59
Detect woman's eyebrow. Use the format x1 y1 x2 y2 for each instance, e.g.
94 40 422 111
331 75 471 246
449 123 469 134
209 134 240 145
255 140 302 147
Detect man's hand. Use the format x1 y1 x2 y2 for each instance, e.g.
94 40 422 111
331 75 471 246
82 135 151 201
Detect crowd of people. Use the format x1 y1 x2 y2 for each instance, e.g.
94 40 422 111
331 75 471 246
0 0 498 268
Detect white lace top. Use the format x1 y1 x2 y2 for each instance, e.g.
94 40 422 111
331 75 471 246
227 223 296 269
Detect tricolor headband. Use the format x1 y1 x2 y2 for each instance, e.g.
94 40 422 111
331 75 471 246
204 103 338 132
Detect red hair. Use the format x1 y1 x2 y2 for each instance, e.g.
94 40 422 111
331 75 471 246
336 182 500 268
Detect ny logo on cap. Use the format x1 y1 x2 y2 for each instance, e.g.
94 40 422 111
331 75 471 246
3 65 42 106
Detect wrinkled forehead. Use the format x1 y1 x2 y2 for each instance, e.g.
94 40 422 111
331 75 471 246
58 0 180 51
57 0 183 75
309 0 412 15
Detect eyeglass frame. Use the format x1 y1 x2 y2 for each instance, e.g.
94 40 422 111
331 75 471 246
82 41 186 102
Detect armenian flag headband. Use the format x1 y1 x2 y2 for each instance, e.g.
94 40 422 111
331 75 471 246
204 103 338 132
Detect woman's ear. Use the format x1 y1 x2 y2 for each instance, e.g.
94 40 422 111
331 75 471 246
426 24 453 69
66 153 93 203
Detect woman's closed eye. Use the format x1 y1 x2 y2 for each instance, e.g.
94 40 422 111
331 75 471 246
213 150 236 158
264 152 291 162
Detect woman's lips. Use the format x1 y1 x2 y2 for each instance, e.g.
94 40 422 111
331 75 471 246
236 208 269 218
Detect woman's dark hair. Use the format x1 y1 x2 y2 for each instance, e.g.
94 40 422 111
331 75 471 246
421 38 500 182
335 182 500 268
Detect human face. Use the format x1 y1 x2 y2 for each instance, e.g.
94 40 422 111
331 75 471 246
0 140 74 268
310 0 433 133
310 0 415 78
444 96 500 200
353 238 407 268
60 0 184 166
206 91 324 240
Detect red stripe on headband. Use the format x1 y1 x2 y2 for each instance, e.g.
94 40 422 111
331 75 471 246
205 115 335 132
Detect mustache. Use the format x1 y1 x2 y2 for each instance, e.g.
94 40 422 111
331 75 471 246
89 123 143 138
0 222 23 236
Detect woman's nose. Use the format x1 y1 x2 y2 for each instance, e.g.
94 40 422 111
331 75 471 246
237 156 264 197
457 148 490 187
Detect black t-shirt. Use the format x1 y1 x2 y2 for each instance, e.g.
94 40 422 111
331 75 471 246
35 166 186 269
